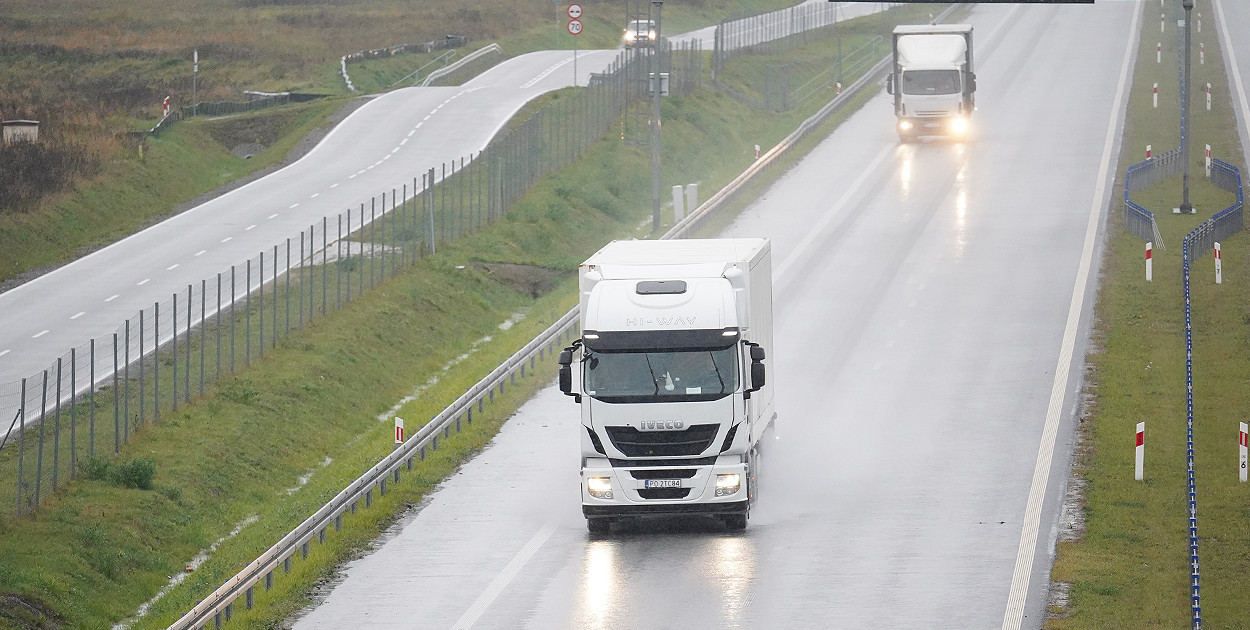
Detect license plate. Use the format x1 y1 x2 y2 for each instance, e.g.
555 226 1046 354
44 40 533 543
644 479 681 489
923 122 940 128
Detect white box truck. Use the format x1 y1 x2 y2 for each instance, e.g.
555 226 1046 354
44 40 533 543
558 238 777 533
885 24 976 142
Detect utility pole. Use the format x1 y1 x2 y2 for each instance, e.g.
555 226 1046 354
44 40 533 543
1179 0 1193 213
651 0 664 231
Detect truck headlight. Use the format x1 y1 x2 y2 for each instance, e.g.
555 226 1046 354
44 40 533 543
624 32 636 42
950 116 969 135
715 473 741 497
898 120 914 132
587 476 613 499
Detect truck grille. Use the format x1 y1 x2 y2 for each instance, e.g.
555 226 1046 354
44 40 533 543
629 469 697 480
604 424 719 457
638 488 692 500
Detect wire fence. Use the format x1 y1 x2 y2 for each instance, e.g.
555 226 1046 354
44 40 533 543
0 40 702 519
1123 147 1182 247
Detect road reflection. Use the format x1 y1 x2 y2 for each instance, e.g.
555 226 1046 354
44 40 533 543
573 518 760 629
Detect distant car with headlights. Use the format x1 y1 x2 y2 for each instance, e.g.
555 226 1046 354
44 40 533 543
885 24 976 142
622 19 656 48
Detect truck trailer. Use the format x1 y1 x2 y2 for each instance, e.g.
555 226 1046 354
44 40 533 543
558 238 777 533
885 24 976 142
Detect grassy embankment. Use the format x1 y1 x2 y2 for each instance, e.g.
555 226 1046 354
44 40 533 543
1047 3 1250 628
0 5 949 628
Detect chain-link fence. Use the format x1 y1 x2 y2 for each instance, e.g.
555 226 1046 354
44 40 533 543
0 41 702 519
1185 158 1244 258
1123 147 1181 247
713 1 855 78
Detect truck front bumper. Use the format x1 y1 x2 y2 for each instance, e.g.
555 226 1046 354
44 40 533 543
581 455 749 518
898 115 969 137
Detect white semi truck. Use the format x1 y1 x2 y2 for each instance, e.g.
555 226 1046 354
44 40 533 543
885 24 976 142
558 238 776 533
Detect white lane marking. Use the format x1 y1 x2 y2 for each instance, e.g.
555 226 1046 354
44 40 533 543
415 122 424 129
776 145 893 279
382 155 391 161
450 524 555 630
105 295 119 302
310 192 320 198
374 160 383 167
400 138 408 146
391 147 400 154
221 237 232 243
195 250 207 257
348 174 357 179
521 58 574 88
423 115 432 121
331 183 339 188
32 330 49 339
137 279 150 286
246 225 256 231
167 264 179 271
0 350 9 358
268 214 278 220
290 203 300 209
357 170 366 175
70 312 85 320
407 130 416 137
1213 0 1250 153
1000 1 1141 628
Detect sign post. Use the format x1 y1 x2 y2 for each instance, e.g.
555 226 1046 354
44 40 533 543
567 4 582 87
1135 422 1145 481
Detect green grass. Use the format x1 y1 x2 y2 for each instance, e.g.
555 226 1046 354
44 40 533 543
0 9 925 626
1046 4 1249 628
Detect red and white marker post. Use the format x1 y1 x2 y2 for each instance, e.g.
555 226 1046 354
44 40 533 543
1153 83 1159 108
1157 42 1162 63
1135 422 1145 481
394 416 405 450
1161 13 1166 33
1146 241 1153 282
1198 12 1202 33
1147 144 1153 159
1206 83 1212 111
1240 422 1248 483
1214 241 1222 284
163 95 171 118
1200 42 1205 65
836 82 842 95
754 144 760 159
1205 144 1212 177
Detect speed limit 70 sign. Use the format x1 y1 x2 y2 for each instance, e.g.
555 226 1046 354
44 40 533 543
567 18 582 35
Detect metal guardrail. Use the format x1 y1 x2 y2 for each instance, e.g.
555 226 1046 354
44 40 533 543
1186 159 1244 259
166 6 969 627
1122 147 1182 248
421 44 504 87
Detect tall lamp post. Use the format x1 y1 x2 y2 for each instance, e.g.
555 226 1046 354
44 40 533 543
651 0 663 231
1179 0 1193 213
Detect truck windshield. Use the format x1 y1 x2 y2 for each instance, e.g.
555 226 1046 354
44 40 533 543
583 347 739 403
900 69 961 95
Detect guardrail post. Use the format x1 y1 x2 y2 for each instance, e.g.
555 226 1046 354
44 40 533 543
265 571 273 590
245 586 254 610
301 541 310 559
283 556 291 573
365 488 373 507
335 514 343 531
214 611 222 629
319 527 326 544
380 478 387 496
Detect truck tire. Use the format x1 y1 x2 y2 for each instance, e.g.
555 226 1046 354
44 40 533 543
587 518 611 534
724 513 748 530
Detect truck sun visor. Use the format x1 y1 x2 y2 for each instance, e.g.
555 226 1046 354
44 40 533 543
583 328 739 351
636 280 687 295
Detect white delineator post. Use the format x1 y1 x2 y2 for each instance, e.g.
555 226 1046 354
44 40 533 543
1153 83 1159 108
1205 144 1212 176
1146 241 1153 282
394 416 405 451
754 144 760 159
1147 144 1153 159
1200 42 1205 65
1206 83 1212 111
1161 13 1165 32
1135 422 1145 481
1240 422 1248 483
1157 43 1162 63
1214 242 1222 284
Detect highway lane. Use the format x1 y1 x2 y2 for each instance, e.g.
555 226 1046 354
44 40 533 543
289 1 1139 629
1212 0 1250 168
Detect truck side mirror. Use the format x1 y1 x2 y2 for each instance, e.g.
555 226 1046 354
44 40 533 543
558 348 580 402
885 74 894 95
744 343 766 398
969 73 977 93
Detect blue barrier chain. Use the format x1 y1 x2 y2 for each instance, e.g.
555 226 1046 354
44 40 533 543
1181 236 1202 630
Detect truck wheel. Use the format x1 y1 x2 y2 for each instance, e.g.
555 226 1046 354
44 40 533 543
723 513 747 530
587 518 611 534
